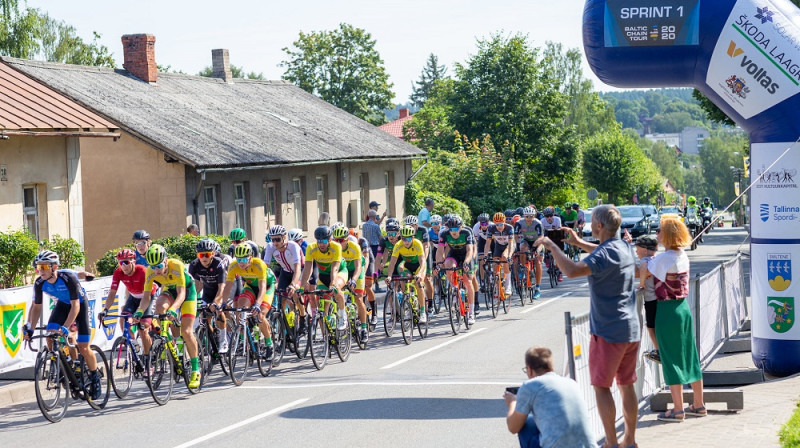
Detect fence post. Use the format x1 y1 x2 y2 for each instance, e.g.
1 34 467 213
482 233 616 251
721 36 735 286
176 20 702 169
739 253 749 319
694 273 702 357
719 261 730 339
565 311 576 380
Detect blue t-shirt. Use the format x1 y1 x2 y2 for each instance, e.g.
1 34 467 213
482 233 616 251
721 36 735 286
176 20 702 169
135 252 148 267
583 237 640 343
417 207 432 231
33 269 86 305
515 372 597 448
428 227 440 244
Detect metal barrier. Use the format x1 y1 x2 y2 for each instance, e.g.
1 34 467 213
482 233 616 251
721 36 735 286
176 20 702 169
563 253 748 440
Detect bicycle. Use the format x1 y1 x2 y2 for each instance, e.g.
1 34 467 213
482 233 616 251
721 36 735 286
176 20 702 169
483 257 510 316
303 289 352 370
270 289 309 366
431 266 449 314
195 305 230 387
384 275 428 345
227 306 273 385
343 284 369 350
542 249 560 288
101 313 150 399
440 267 471 335
512 250 537 304
145 313 202 404
29 328 110 422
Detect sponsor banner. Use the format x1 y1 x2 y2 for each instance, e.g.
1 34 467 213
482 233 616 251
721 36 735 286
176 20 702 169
706 0 800 119
0 276 126 374
752 243 800 340
604 0 700 47
750 142 800 239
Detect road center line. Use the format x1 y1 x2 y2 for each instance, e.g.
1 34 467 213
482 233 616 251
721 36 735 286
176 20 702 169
172 398 309 448
379 327 487 370
581 282 588 287
235 380 517 390
521 292 571 314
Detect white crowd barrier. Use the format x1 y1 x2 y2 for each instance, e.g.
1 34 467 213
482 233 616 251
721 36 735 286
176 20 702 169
0 276 128 375
563 253 748 441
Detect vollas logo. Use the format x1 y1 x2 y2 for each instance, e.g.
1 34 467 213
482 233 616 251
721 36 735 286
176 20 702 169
761 203 770 222
726 41 780 94
727 41 744 58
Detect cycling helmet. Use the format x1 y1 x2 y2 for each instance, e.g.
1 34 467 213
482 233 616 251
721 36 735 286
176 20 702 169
386 217 399 225
430 214 442 225
523 206 536 216
404 215 418 226
145 244 167 266
504 209 515 218
703 197 710 202
358 238 369 250
331 221 345 231
233 243 252 258
288 228 304 242
116 248 137 260
34 250 60 266
195 239 218 253
268 225 287 237
132 230 150 241
477 213 490 223
332 226 349 239
512 216 521 225
400 226 415 238
492 212 505 223
314 226 332 241
385 221 401 232
687 196 696 205
442 213 453 222
515 207 524 216
229 228 246 241
446 215 463 229
543 208 555 217
572 203 580 209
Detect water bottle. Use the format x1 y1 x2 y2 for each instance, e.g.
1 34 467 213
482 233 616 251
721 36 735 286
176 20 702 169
176 337 185 355
460 289 467 303
286 310 296 328
328 314 337 329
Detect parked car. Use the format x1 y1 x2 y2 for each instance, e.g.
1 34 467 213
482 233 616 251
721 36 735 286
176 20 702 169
582 209 595 242
618 205 651 238
641 204 660 231
659 206 683 217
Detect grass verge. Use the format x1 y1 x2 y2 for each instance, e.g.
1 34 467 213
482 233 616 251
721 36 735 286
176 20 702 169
780 401 800 447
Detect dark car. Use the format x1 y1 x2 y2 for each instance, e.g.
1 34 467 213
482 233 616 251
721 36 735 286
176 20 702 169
641 204 659 231
618 206 651 238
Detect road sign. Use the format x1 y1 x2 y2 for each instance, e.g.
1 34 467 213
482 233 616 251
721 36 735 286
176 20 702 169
587 189 598 200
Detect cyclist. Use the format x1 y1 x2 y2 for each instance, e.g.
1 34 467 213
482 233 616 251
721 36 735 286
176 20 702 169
385 225 428 322
702 197 715 211
437 215 477 325
188 239 230 353
99 249 156 358
376 220 402 276
541 207 565 282
135 244 202 388
472 213 491 294
405 215 434 311
563 203 579 230
359 237 378 326
504 209 515 227
298 226 348 330
333 226 368 341
227 227 260 259
132 229 151 267
574 203 585 231
487 212 515 296
263 225 307 335
514 207 544 300
221 243 276 360
24 250 102 399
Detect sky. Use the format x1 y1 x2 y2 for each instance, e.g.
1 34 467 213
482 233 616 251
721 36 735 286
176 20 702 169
28 0 619 103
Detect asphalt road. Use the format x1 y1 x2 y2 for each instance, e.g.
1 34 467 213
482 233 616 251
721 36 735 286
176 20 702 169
1 227 748 447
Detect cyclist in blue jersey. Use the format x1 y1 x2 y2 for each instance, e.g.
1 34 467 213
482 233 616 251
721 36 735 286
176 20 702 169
132 229 151 267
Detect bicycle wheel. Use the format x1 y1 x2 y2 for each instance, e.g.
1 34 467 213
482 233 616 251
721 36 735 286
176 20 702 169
34 350 69 422
109 337 133 399
195 326 213 387
365 297 377 332
83 345 110 410
517 268 528 307
271 310 286 367
447 288 461 335
336 317 352 362
417 304 429 339
227 323 249 386
146 338 173 406
548 263 556 288
383 290 397 337
355 317 367 351
309 314 329 370
501 285 509 314
217 327 230 376
482 272 493 312
254 326 273 377
400 297 414 345
295 314 309 360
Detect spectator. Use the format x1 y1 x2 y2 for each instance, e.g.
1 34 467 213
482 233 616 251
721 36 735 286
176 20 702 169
363 210 382 258
186 224 200 236
504 347 597 448
318 212 331 227
418 198 434 230
535 204 639 448
634 234 660 363
368 201 386 224
647 217 705 422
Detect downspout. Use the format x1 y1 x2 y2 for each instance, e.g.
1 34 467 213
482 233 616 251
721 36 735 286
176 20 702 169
193 170 206 226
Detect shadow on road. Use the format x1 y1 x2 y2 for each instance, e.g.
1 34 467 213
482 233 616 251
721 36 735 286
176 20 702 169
280 397 505 420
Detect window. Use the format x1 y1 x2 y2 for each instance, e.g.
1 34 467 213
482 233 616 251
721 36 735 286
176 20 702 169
203 186 218 235
234 183 248 234
316 175 327 217
23 185 39 240
292 177 304 229
384 171 395 217
264 181 280 227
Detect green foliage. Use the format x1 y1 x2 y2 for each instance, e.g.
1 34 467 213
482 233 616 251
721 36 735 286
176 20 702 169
698 132 748 207
0 228 39 288
418 191 472 226
198 64 263 79
95 234 233 276
693 89 736 127
281 23 394 125
410 53 448 108
780 401 800 447
39 234 85 269
637 138 685 190
650 111 705 133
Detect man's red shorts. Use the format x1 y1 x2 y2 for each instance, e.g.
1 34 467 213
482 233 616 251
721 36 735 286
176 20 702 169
589 334 640 388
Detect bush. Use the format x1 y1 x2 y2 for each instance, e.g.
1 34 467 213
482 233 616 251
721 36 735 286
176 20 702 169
418 190 472 226
39 234 85 269
0 228 40 288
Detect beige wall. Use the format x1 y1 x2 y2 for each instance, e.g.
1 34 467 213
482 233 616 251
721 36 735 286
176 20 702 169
0 135 71 241
79 132 186 266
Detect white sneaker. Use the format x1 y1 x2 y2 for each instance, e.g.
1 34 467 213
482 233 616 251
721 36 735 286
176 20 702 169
505 286 513 296
468 316 476 325
218 335 229 354
419 311 427 324
337 310 347 330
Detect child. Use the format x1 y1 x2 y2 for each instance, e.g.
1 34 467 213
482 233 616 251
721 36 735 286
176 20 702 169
635 234 660 363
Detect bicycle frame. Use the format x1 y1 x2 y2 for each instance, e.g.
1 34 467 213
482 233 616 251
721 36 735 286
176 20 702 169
103 314 146 374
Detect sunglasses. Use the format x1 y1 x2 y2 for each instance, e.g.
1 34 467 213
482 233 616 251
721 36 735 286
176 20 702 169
402 236 414 242
134 241 148 247
197 251 214 259
334 238 346 244
150 263 165 270
118 260 134 266
431 222 441 226
270 238 283 243
36 264 54 271
236 257 250 264
318 239 329 244
479 222 488 226
386 232 398 237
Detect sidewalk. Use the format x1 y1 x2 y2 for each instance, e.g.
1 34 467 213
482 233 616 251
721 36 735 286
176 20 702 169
632 350 799 447
0 380 34 407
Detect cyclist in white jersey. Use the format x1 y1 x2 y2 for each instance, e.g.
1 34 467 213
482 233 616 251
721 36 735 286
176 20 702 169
263 225 307 334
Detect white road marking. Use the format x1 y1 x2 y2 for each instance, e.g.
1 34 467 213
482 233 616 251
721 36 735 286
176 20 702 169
235 380 518 390
581 282 588 287
521 292 572 314
379 327 487 370
172 398 308 448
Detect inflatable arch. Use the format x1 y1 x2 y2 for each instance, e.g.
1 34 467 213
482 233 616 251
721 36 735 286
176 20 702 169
583 0 800 376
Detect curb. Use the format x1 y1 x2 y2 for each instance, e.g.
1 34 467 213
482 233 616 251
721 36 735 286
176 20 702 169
0 381 36 407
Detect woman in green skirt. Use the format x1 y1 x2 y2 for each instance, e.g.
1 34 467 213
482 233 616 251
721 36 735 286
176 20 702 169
643 216 705 422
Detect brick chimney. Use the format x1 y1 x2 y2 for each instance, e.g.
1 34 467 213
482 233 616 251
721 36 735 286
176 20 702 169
121 34 157 83
399 108 409 119
212 49 233 83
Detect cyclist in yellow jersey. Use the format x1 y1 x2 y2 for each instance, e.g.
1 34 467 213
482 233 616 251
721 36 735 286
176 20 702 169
386 226 428 322
221 243 276 360
333 226 368 341
134 244 201 388
298 226 348 330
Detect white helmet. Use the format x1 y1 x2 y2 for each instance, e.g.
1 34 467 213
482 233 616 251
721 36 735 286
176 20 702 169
404 215 418 226
34 250 59 266
268 225 287 237
430 214 442 225
523 206 536 217
287 228 304 242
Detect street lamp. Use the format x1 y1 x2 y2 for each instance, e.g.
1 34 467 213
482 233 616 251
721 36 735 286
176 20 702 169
730 166 745 227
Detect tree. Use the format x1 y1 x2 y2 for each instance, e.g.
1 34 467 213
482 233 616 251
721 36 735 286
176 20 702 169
650 111 704 133
698 132 747 207
198 64 263 79
693 89 736 126
409 53 447 108
583 127 650 204
281 23 394 125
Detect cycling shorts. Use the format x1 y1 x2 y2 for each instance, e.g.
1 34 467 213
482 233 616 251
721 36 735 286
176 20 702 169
48 300 91 343
477 237 488 255
159 285 197 319
122 293 155 324
491 242 510 258
277 269 295 292
446 252 474 274
317 270 348 290
237 284 273 311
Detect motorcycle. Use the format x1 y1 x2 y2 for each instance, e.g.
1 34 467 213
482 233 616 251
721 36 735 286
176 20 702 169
685 206 701 250
700 207 713 234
